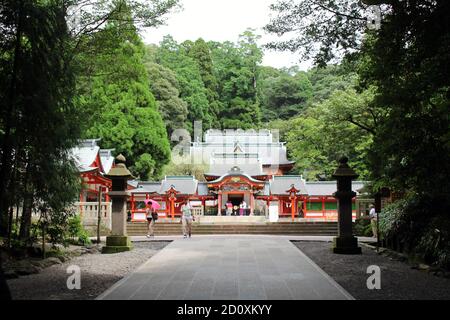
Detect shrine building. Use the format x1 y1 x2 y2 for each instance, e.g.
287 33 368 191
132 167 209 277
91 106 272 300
127 130 367 222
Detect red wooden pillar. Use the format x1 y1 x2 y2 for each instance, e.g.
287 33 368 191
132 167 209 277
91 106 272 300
291 198 296 221
201 198 206 215
131 193 135 213
303 196 308 217
322 197 326 217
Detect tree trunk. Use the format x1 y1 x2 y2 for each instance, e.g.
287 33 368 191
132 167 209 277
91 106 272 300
0 6 24 237
19 193 33 243
7 206 14 248
42 216 46 259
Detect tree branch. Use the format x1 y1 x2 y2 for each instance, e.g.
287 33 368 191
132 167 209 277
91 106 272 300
347 116 376 135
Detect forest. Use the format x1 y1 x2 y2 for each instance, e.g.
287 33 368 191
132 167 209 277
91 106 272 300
0 0 449 280
80 26 368 182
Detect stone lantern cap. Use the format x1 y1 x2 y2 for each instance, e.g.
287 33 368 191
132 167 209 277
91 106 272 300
332 157 359 179
105 154 135 179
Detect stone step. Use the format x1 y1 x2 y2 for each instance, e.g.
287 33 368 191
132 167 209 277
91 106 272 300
126 226 338 231
126 222 338 236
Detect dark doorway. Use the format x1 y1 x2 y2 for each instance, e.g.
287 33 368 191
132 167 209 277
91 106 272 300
228 194 244 215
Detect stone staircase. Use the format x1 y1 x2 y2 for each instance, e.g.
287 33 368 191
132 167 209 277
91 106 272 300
126 221 338 236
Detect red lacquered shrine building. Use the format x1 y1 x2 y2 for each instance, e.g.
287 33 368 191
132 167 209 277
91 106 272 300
70 139 115 203
129 130 367 222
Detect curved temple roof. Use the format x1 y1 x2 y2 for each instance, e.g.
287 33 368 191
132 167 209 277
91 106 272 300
70 139 115 175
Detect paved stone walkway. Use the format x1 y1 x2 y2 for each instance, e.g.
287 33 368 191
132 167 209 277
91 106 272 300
97 237 353 300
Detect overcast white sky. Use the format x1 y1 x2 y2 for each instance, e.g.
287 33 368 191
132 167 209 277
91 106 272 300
142 0 313 70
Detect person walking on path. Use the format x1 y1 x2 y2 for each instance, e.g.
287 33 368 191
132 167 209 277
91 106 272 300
181 200 194 238
369 204 378 238
146 205 156 238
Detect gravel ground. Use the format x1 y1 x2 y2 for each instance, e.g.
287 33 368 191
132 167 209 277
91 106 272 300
7 241 169 300
294 241 450 300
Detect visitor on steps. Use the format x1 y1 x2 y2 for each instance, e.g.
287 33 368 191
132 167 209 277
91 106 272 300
226 201 233 216
181 200 194 238
239 201 246 216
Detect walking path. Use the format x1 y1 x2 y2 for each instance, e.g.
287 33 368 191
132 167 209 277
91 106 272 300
97 236 354 300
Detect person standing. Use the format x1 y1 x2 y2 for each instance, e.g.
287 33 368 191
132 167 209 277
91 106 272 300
226 201 233 216
181 200 194 238
369 204 378 238
146 205 155 238
239 201 246 216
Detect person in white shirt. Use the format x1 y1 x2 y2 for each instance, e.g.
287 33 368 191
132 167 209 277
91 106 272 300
239 201 247 216
369 204 377 238
181 200 194 238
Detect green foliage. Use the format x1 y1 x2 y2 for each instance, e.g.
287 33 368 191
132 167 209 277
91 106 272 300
186 38 221 127
258 70 313 121
154 36 211 131
307 64 358 103
353 218 373 237
265 0 368 66
79 4 171 180
162 162 208 182
276 87 375 180
0 0 83 239
67 215 91 246
210 30 263 128
379 195 450 268
265 0 450 268
145 62 188 137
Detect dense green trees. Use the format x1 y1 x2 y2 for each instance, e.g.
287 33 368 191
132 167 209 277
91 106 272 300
0 0 178 257
153 36 212 131
145 62 189 138
258 70 313 121
79 5 171 180
266 0 450 267
284 88 376 180
145 30 266 131
0 0 82 243
210 31 263 129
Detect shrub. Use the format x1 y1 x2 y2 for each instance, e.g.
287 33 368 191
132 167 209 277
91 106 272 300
67 215 91 246
379 194 450 268
353 218 373 237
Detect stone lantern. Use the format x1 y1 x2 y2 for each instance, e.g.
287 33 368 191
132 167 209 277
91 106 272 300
102 154 134 254
332 157 362 254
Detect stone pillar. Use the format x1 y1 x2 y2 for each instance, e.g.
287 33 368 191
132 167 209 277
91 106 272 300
102 154 134 254
332 157 362 255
